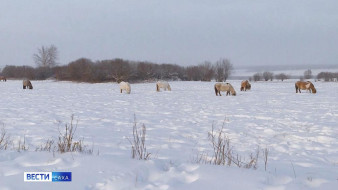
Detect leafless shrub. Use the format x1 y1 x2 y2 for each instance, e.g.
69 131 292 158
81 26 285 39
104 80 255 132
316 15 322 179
57 115 92 154
36 139 54 152
193 152 210 164
128 116 151 160
0 126 11 150
208 123 232 165
243 148 260 169
196 122 268 170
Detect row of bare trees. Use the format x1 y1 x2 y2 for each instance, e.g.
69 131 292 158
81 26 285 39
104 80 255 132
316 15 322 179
252 72 281 81
317 72 338 81
0 44 236 82
251 69 338 82
1 58 234 83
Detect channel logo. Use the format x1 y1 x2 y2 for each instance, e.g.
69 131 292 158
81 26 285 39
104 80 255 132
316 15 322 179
24 172 72 182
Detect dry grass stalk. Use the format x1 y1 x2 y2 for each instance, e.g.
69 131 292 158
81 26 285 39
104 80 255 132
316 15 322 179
196 121 268 170
128 116 151 160
57 115 92 154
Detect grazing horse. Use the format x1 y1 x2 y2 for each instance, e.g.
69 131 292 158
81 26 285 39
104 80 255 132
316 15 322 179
156 81 171 92
295 81 316 94
23 80 33 89
240 80 251 91
119 81 131 94
214 82 236 96
0 76 6 82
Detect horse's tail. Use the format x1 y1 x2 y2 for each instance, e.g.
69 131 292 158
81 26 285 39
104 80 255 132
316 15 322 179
156 83 159 91
214 85 218 96
167 84 171 91
295 83 298 93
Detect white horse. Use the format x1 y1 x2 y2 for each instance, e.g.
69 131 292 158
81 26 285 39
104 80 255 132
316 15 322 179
23 80 33 89
156 81 171 92
214 82 236 96
119 81 131 94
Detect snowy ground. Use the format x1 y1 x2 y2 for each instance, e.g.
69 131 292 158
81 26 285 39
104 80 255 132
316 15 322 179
0 80 337 190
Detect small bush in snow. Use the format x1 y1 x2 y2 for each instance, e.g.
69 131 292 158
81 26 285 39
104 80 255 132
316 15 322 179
57 115 92 154
35 139 54 152
128 116 151 160
195 122 267 170
0 126 11 150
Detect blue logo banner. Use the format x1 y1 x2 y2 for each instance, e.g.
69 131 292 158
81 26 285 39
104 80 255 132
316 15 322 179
52 172 72 182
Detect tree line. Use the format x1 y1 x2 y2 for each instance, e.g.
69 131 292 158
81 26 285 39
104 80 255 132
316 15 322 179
1 58 235 83
0 45 237 82
250 69 338 82
1 45 337 82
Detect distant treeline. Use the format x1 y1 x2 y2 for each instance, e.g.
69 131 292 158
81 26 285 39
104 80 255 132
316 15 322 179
0 58 234 82
250 70 338 82
317 72 338 81
1 58 337 82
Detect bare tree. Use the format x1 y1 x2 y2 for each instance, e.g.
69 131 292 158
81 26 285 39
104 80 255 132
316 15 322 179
317 72 338 81
263 71 274 81
253 73 262 81
198 61 214 81
214 59 233 82
33 45 59 68
275 73 288 81
304 69 312 79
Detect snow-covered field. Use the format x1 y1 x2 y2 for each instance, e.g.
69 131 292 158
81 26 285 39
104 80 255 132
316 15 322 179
0 80 337 190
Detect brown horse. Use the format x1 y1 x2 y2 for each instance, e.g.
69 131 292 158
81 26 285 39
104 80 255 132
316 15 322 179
240 80 251 91
295 81 316 94
23 80 33 89
0 76 6 82
214 82 236 96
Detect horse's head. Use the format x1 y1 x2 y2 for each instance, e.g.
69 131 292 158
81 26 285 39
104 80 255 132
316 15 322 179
310 84 316 93
231 88 236 96
167 85 171 91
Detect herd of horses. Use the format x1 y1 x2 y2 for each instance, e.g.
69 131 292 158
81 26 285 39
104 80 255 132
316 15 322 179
0 76 317 94
120 80 317 95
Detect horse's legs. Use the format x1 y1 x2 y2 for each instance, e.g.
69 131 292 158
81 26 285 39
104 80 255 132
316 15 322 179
23 86 26 89
120 89 122 93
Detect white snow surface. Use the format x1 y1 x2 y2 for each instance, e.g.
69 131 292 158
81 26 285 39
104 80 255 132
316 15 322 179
0 80 337 190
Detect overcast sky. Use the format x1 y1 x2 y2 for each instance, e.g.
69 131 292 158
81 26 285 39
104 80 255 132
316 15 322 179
1 0 338 68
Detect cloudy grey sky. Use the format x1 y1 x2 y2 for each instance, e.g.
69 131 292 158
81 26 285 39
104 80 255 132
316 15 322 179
1 0 338 67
